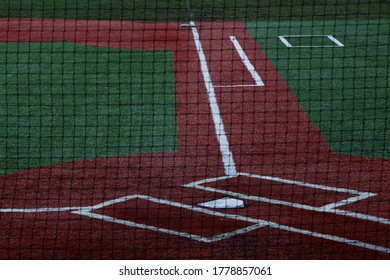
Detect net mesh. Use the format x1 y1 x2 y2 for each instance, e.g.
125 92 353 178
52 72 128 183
0 0 389 259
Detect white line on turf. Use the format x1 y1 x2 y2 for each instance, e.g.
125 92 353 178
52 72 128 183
77 195 390 253
278 34 345 48
229 36 264 86
327 35 345 47
278 36 293 48
214 84 262 88
190 22 237 176
185 26 389 252
0 195 141 213
0 206 81 213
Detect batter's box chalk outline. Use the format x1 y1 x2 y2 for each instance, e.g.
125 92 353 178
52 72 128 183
183 172 390 225
2 193 390 252
278 35 345 48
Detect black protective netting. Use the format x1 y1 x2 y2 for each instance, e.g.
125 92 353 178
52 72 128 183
0 0 389 259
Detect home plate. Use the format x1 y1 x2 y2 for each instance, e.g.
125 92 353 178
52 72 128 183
198 197 246 209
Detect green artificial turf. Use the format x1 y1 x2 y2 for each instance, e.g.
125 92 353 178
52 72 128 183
0 1 388 163
0 42 177 175
246 18 389 158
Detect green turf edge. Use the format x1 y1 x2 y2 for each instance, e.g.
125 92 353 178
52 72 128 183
0 42 177 175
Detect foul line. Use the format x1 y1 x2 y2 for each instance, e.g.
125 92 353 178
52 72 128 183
74 194 268 243
190 22 237 176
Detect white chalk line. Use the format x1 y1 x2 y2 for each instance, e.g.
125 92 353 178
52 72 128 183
213 36 264 88
327 35 345 47
183 173 390 225
0 194 266 242
185 25 389 253
278 36 293 48
190 22 237 176
1 192 390 253
182 178 390 253
278 34 345 48
0 206 81 213
229 36 264 87
214 84 263 88
4 193 389 253
74 194 268 243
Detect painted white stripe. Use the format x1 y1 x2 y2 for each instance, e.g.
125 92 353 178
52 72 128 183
199 182 390 225
230 36 264 86
270 222 390 254
321 193 374 210
214 84 262 88
208 223 266 242
327 35 345 47
137 195 261 224
186 172 376 197
186 174 239 186
77 195 390 253
74 194 268 243
76 210 213 243
185 180 330 212
0 206 81 213
279 34 344 48
183 174 390 225
327 208 390 225
278 36 293 48
190 23 237 176
86 194 139 211
284 35 328 37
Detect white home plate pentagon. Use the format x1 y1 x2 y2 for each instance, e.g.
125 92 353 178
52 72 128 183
198 197 246 209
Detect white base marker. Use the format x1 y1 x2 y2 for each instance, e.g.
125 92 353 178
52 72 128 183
198 197 246 209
